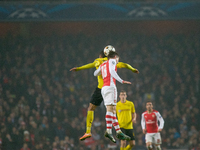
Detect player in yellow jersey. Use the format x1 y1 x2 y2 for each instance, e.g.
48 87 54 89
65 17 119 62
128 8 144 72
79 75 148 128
116 90 136 150
70 48 139 141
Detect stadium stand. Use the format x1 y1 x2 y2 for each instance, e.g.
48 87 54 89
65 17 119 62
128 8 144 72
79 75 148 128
0 32 199 150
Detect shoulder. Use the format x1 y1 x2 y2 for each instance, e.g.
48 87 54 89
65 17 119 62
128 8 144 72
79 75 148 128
142 111 147 115
103 57 108 61
117 62 124 65
153 110 161 116
95 57 108 61
153 110 159 113
109 59 116 65
126 100 133 104
126 100 134 105
101 61 107 66
94 58 102 62
117 101 121 105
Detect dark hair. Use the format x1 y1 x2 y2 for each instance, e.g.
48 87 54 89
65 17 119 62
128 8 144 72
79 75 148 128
100 50 106 58
107 51 119 59
120 90 126 93
145 100 153 104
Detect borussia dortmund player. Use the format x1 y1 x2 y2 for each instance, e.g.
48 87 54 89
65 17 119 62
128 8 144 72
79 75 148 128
70 46 139 141
116 90 136 150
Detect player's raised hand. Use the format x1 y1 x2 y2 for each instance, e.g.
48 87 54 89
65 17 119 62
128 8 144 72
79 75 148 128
135 69 139 74
123 81 131 84
70 67 77 72
143 129 146 134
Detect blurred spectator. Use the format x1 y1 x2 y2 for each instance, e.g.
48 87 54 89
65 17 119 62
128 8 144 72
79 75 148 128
20 143 31 150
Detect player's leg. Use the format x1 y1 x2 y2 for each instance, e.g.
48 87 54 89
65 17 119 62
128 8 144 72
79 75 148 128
120 140 126 150
125 140 135 150
104 105 116 143
112 105 120 133
146 142 153 150
80 87 102 141
111 87 120 134
103 86 117 143
79 104 94 141
154 144 161 150
146 133 153 150
112 87 130 141
125 129 135 150
154 133 162 150
112 106 130 141
85 103 97 133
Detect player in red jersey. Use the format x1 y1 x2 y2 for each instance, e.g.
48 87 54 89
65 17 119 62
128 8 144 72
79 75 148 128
94 51 131 143
141 100 164 150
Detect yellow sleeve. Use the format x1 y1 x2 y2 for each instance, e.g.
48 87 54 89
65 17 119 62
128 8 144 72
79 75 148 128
117 62 137 73
76 62 96 71
76 59 101 71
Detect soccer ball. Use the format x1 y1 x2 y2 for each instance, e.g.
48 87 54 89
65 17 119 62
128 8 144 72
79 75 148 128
104 45 115 56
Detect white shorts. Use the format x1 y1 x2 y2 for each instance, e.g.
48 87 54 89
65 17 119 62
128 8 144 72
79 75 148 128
145 132 162 144
101 86 117 106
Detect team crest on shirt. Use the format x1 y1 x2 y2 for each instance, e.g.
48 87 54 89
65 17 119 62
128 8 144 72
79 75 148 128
152 114 155 117
145 116 147 118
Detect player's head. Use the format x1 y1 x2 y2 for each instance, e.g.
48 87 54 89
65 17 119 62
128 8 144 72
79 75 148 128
119 90 127 102
107 51 119 63
146 100 153 111
99 50 106 58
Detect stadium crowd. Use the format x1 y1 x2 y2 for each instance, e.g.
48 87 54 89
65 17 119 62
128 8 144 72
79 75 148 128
0 32 199 150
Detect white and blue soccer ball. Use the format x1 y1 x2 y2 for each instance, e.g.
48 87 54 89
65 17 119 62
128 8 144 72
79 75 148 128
103 45 116 56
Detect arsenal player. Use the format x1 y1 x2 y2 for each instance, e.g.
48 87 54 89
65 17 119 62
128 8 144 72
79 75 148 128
141 100 164 150
94 51 131 143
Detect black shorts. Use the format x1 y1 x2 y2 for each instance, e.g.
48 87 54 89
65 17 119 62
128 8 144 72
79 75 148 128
90 87 103 106
120 128 135 141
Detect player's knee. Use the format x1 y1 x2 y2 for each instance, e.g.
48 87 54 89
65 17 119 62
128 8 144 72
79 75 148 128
146 144 153 150
155 145 161 150
88 104 96 111
120 140 126 147
129 143 135 148
129 141 135 147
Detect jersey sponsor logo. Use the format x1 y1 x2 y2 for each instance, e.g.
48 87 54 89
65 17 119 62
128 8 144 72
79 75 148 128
146 120 155 124
119 109 130 112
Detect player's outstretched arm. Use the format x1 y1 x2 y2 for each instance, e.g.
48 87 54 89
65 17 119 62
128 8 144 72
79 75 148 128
70 62 96 72
117 62 139 74
70 67 77 72
122 81 131 84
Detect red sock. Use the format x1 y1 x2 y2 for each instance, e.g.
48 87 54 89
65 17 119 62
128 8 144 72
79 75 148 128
112 113 120 132
106 112 113 134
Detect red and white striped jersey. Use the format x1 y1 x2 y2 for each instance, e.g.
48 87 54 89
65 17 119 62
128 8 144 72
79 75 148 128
94 59 123 87
141 110 164 133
